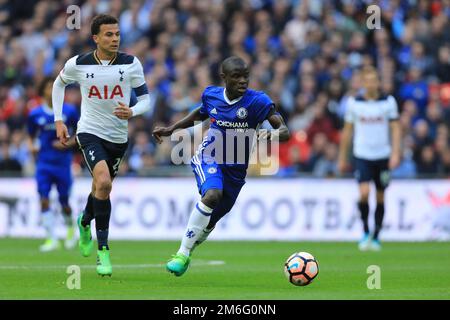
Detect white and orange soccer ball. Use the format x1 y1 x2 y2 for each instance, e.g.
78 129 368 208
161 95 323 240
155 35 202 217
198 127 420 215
284 252 319 286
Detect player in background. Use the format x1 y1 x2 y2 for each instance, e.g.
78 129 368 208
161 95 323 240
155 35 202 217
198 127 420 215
27 76 79 252
52 15 151 276
338 66 401 251
153 56 290 276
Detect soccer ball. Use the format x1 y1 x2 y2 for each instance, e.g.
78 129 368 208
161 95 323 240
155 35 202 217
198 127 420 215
284 252 319 286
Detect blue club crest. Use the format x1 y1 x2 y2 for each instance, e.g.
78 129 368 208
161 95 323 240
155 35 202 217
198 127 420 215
236 107 248 119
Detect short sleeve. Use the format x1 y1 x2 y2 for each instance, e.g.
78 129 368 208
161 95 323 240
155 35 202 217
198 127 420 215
254 93 275 124
199 90 209 116
387 96 399 120
59 56 78 85
130 57 146 89
344 96 355 123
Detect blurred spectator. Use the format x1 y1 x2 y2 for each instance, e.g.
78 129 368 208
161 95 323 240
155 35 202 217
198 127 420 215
128 130 155 173
436 44 450 83
0 141 21 173
313 142 338 178
304 132 328 173
440 149 450 175
306 98 339 146
416 144 440 175
0 0 448 178
399 67 429 118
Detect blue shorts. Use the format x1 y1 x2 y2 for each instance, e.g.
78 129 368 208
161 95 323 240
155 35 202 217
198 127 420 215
354 157 390 190
36 163 72 206
191 156 246 226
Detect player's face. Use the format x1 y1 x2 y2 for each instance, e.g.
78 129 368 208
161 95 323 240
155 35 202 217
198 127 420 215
223 66 250 97
362 72 380 93
94 23 120 54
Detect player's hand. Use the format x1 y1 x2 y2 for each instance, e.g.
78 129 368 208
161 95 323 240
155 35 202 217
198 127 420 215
389 153 401 170
114 101 133 120
29 146 39 160
152 126 173 144
257 129 271 140
55 121 69 146
52 140 67 150
52 138 75 150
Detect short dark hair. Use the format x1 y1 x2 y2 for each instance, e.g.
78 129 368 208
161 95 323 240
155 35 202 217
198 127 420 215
220 56 247 74
38 76 54 97
91 14 119 35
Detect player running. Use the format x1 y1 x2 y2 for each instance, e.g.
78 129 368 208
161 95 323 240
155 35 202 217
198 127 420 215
152 56 290 276
27 76 79 252
52 14 151 276
338 66 401 251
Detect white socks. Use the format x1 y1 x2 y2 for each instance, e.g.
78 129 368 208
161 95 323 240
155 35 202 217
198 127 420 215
178 201 213 257
41 210 56 240
191 226 215 254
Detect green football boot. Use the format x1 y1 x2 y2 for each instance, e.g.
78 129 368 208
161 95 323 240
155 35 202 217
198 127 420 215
166 253 191 277
96 246 112 277
77 213 93 257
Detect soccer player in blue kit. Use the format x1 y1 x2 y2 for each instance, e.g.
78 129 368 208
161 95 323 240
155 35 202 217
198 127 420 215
152 56 290 276
27 77 79 252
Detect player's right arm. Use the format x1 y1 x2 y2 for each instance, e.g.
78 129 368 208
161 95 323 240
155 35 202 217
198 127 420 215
26 112 39 160
337 98 354 174
152 106 209 144
338 121 353 174
53 56 78 145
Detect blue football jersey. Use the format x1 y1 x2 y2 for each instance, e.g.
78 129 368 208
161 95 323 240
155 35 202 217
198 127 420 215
196 86 274 168
27 103 79 166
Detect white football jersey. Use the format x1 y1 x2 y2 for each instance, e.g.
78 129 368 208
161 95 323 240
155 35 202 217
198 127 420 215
58 51 146 143
345 95 399 160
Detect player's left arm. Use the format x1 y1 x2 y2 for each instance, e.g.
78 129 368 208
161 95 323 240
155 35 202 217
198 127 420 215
26 113 39 159
113 89 151 120
26 135 39 160
114 58 151 120
263 108 290 142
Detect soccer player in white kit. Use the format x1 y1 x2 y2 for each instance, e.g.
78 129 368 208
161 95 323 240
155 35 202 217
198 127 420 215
338 66 401 251
52 15 151 276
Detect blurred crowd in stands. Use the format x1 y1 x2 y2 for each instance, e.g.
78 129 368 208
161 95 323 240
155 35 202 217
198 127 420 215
0 0 449 178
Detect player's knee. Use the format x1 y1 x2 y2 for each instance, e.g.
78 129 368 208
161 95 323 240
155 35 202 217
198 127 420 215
95 175 112 195
360 194 369 203
202 189 223 208
376 190 385 203
359 187 370 202
359 189 370 202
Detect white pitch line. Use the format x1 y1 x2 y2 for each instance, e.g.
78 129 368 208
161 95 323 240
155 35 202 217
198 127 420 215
0 260 225 270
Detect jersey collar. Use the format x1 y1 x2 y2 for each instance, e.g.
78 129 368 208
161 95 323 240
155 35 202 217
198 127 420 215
223 88 244 105
41 103 54 115
93 50 117 65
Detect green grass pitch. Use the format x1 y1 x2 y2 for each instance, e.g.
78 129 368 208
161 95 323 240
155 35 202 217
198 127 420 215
0 239 449 299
